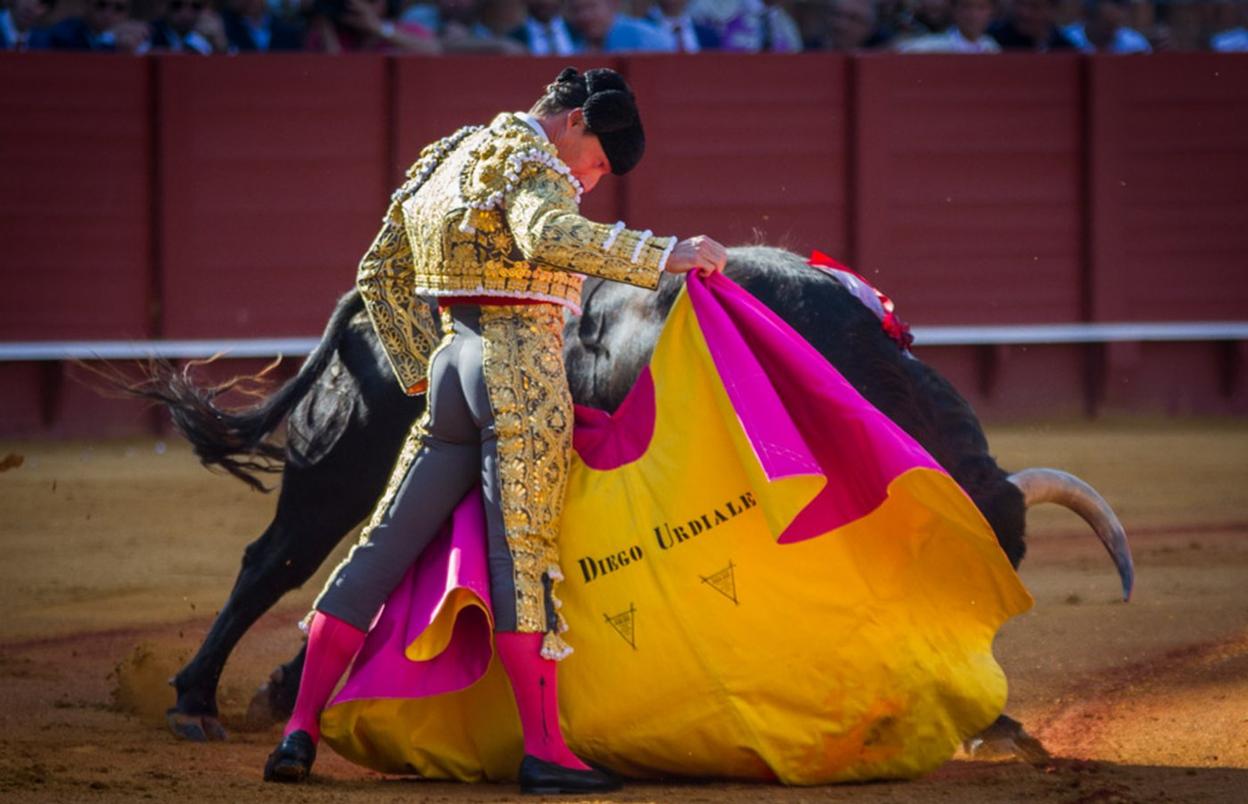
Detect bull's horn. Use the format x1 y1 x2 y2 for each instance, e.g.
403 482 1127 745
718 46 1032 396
1008 468 1134 601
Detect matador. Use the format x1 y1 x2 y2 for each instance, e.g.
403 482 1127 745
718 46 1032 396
263 67 727 794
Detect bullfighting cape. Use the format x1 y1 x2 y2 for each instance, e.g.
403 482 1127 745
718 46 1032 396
320 273 1033 784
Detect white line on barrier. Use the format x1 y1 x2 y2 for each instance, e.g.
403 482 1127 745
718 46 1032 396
0 323 1245 362
909 322 1248 347
0 338 322 361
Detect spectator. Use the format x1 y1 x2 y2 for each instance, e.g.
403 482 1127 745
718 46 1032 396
1210 1 1248 51
897 0 999 50
684 0 802 51
509 0 577 54
566 0 676 51
222 0 305 50
912 0 952 33
872 0 906 30
869 0 917 39
401 0 524 51
1054 0 1080 25
0 0 50 49
988 0 1080 50
479 0 526 35
875 0 951 40
264 0 312 19
1063 0 1151 51
26 0 150 51
149 0 228 52
1149 0 1205 50
645 0 721 50
307 0 440 51
798 0 880 50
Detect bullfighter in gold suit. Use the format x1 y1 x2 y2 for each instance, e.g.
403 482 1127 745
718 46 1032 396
263 68 728 794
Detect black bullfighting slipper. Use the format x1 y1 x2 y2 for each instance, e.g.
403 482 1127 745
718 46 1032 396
518 754 621 795
262 730 316 783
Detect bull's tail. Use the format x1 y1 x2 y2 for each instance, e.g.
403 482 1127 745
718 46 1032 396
105 290 365 491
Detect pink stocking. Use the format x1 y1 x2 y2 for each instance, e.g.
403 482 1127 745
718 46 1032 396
495 632 590 770
283 611 367 743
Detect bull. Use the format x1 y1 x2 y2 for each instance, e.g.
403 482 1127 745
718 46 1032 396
121 246 1133 761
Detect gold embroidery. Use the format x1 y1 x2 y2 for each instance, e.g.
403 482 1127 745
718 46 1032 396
356 125 479 396
480 305 573 638
350 113 673 650
505 168 671 288
397 114 672 313
356 204 441 394
362 114 672 393
542 631 573 661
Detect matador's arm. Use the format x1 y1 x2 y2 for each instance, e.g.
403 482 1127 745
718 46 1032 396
355 202 440 396
504 166 676 289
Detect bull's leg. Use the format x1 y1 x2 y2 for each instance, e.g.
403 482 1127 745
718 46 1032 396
964 714 1051 764
168 456 388 741
245 644 305 728
168 512 346 739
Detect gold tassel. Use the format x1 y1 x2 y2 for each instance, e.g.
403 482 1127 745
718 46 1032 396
541 631 573 661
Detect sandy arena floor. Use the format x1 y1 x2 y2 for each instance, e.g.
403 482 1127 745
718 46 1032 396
0 419 1245 803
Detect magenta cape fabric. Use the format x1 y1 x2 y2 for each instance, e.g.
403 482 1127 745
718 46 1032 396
329 487 494 706
331 272 951 707
687 272 940 543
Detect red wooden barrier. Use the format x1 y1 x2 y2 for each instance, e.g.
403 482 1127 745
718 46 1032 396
158 55 389 339
1089 54 1248 414
916 344 1088 419
3 54 1246 436
854 54 1086 326
1089 54 1248 323
0 364 48 435
623 54 849 254
0 53 153 340
0 54 154 436
853 54 1088 417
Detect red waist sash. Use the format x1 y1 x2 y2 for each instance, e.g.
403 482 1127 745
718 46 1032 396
439 295 552 309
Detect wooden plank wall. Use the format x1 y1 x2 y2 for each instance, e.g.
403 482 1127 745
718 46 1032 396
2 52 1245 436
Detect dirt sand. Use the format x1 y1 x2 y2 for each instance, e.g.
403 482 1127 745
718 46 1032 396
1 419 1246 803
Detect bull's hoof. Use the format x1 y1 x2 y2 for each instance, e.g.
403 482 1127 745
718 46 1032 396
166 709 228 742
964 715 1051 764
244 666 294 730
244 686 280 730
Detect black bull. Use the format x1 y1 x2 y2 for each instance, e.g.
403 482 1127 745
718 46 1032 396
127 246 1132 756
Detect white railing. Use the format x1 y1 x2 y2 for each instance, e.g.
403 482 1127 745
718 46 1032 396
0 322 1246 362
0 338 323 361
909 321 1248 347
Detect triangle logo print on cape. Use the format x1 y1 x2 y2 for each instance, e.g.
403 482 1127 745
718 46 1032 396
700 560 739 605
319 273 1033 786
603 603 637 650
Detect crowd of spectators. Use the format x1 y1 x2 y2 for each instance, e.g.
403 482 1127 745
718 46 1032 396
1 0 1245 54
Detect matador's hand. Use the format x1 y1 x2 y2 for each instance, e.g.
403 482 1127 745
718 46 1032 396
665 236 728 278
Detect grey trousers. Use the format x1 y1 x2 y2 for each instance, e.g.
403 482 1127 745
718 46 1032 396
313 306 536 633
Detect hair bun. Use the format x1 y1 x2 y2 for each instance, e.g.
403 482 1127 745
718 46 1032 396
584 68 631 96
582 90 637 134
539 66 645 176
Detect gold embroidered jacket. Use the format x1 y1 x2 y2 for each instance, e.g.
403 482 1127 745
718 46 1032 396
357 113 677 394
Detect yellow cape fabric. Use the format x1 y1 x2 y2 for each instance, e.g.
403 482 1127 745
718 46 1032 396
321 289 1033 784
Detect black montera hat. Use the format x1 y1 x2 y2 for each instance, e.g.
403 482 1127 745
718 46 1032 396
552 67 645 175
